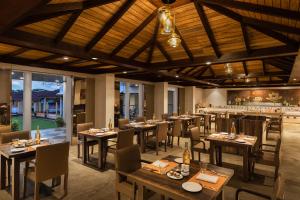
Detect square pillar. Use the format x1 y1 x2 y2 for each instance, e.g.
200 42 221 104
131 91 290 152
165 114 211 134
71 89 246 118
23 72 32 131
63 76 73 142
185 86 196 114
124 83 130 119
154 82 168 119
138 84 144 117
95 74 115 128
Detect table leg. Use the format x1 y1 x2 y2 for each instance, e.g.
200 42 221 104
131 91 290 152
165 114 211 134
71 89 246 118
82 136 87 165
218 145 222 167
216 190 223 200
98 140 102 169
0 155 6 189
243 147 250 181
140 131 145 153
101 139 108 170
209 142 215 164
12 158 20 200
137 184 144 200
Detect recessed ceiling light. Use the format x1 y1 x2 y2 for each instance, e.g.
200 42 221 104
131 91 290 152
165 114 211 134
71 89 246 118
122 71 127 74
20 77 24 80
175 75 179 78
91 57 98 60
206 61 211 65
63 56 69 60
293 78 297 81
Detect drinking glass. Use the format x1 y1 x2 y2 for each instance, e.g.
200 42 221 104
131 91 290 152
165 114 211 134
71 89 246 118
12 138 19 146
200 162 207 173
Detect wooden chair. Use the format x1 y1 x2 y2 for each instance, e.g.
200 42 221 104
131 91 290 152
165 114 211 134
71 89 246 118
148 122 168 155
23 142 70 200
266 116 282 140
200 115 211 136
161 113 169 121
115 145 141 200
235 174 284 200
118 118 130 130
172 113 178 116
251 138 281 179
135 116 146 122
190 127 207 162
77 122 97 159
167 119 182 147
104 129 134 167
0 126 10 134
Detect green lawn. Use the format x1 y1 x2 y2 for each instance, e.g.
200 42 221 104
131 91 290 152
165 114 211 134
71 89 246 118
12 116 57 131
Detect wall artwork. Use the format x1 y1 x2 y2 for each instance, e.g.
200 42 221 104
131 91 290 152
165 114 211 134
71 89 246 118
227 89 300 106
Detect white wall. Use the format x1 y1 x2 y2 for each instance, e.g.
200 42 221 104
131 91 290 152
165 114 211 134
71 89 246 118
203 88 227 107
195 88 203 105
185 86 196 113
154 82 168 119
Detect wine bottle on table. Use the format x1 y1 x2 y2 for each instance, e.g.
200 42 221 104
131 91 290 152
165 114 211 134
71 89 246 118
36 125 41 144
230 121 236 139
108 118 113 130
182 142 190 176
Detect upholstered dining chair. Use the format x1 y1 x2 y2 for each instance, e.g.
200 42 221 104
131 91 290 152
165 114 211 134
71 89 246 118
135 116 146 123
77 122 97 159
118 118 130 130
23 142 70 200
104 129 134 167
251 138 281 179
0 126 11 134
167 119 182 147
115 145 143 200
235 174 284 200
190 127 207 162
152 122 168 155
161 113 169 121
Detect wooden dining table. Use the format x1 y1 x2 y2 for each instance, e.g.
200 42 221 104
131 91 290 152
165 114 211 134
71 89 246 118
78 129 119 170
0 141 55 200
126 155 234 200
206 133 257 181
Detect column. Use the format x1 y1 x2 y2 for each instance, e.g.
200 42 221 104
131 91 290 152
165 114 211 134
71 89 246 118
23 72 32 131
138 84 144 117
185 86 196 114
173 88 178 114
94 74 115 128
63 76 73 142
124 83 130 119
154 82 168 120
85 78 95 123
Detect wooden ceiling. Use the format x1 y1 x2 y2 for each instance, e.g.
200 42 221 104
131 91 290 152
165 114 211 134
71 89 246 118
0 0 299 88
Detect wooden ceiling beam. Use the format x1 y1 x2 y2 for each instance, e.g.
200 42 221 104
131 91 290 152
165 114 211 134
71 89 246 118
262 60 266 75
202 0 300 21
36 54 62 62
146 20 159 63
194 1 221 58
199 1 299 50
0 0 51 33
85 0 135 51
129 39 152 61
150 45 297 70
17 0 120 26
156 42 172 63
175 28 194 62
208 65 216 77
62 59 87 66
196 66 209 78
264 59 292 72
4 48 28 57
241 23 251 54
242 61 248 76
54 10 81 44
110 10 157 56
200 72 290 80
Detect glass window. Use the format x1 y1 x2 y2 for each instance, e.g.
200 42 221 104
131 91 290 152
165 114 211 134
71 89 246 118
168 90 174 115
11 71 24 131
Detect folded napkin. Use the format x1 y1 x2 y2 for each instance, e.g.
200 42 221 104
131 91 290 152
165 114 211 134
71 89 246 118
196 173 219 184
152 160 169 168
11 148 26 153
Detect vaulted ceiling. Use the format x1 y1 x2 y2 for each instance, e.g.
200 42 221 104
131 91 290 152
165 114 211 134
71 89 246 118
0 0 299 88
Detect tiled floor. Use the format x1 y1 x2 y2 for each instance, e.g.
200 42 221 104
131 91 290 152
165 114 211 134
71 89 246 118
0 122 299 200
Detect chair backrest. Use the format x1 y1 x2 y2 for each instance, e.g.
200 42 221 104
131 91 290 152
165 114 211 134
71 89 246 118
0 126 11 134
215 118 228 133
190 127 200 141
117 129 134 149
135 116 145 122
172 113 178 116
172 119 182 137
156 122 168 142
35 142 69 182
194 117 201 129
77 122 93 133
118 118 129 130
204 115 211 127
272 174 285 200
115 144 141 173
0 131 30 144
76 112 86 124
161 113 169 121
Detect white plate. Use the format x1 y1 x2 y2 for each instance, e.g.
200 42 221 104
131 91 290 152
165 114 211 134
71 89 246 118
235 139 246 143
219 132 228 135
40 138 48 141
174 158 183 164
182 182 202 192
167 171 183 180
11 148 26 153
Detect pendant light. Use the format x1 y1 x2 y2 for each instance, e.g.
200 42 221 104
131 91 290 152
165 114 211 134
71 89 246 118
158 5 174 35
167 13 181 48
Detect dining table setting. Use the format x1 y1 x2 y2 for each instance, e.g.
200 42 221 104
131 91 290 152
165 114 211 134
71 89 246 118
0 137 54 200
127 155 234 200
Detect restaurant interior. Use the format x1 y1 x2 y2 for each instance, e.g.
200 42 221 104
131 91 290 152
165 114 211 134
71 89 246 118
0 0 300 199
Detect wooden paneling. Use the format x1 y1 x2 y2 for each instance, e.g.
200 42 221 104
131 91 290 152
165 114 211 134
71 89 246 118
49 0 84 4
0 43 19 54
245 60 263 74
47 56 77 64
247 27 284 49
16 50 52 59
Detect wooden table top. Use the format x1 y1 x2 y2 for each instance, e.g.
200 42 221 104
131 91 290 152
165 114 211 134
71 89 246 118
206 133 257 147
78 128 119 139
126 156 234 200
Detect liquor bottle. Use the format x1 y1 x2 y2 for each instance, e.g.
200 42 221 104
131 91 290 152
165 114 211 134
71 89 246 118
182 142 190 176
108 119 113 130
152 113 156 120
36 125 41 144
230 121 236 139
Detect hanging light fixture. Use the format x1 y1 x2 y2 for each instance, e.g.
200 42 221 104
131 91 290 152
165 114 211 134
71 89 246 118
224 63 233 74
158 0 176 35
167 12 181 47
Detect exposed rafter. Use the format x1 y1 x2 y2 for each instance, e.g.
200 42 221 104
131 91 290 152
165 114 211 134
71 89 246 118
146 20 159 63
17 0 120 26
242 61 248 76
241 23 251 54
156 42 172 63
54 10 81 44
110 10 157 56
262 60 266 75
4 48 28 57
175 27 194 61
85 0 135 51
200 72 290 80
194 1 221 58
199 0 299 50
129 39 153 61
